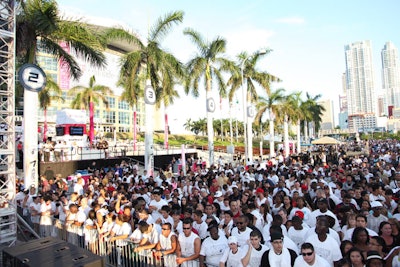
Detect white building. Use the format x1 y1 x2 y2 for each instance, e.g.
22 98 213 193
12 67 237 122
382 41 400 111
344 40 377 130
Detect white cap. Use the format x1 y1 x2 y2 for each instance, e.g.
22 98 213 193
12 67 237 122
214 191 223 198
371 201 383 208
228 236 238 244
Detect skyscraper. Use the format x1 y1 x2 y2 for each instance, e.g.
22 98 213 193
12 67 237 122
382 41 400 112
344 40 377 131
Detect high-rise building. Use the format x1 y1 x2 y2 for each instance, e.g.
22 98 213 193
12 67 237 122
382 41 400 112
344 40 377 131
318 99 334 130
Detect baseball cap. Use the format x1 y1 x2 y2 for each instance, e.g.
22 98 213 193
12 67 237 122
228 236 238 244
371 201 383 208
317 198 328 204
294 210 304 220
214 191 222 198
256 188 264 194
366 250 383 261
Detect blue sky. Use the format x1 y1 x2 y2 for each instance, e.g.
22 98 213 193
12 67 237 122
57 0 400 133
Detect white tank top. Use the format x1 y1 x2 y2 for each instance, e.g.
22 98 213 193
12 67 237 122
178 232 199 257
160 232 176 250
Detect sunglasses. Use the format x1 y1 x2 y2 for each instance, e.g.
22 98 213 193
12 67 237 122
183 227 191 230
162 228 170 230
302 252 313 256
236 222 245 225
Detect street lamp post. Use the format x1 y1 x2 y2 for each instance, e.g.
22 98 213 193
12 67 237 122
241 49 266 164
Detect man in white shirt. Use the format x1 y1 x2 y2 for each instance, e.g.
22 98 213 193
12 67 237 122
199 223 228 267
148 187 168 222
294 242 330 267
305 216 341 267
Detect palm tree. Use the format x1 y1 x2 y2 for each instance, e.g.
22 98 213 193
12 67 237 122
228 50 280 160
255 88 285 158
301 93 325 141
276 93 298 159
286 92 303 154
68 75 112 143
183 118 193 132
17 0 106 78
38 75 64 141
112 11 185 156
184 28 234 166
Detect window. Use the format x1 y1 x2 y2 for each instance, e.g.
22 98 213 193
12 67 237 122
118 112 130 124
118 100 130 110
106 96 115 109
103 111 115 124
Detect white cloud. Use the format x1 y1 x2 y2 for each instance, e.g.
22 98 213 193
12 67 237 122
275 16 305 25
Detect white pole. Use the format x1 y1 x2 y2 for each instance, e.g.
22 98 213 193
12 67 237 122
144 80 155 176
23 90 39 189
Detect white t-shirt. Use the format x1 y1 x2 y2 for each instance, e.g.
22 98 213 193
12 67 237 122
149 198 168 221
230 227 252 247
246 244 268 267
200 235 228 267
220 247 246 267
304 235 341 267
294 254 331 267
288 227 309 250
193 220 209 240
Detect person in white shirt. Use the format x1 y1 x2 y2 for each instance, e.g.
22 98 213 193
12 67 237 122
176 218 201 267
307 198 340 231
220 236 247 267
149 187 168 222
305 216 341 267
133 220 160 260
230 215 252 248
241 230 268 267
109 214 132 266
199 223 228 267
154 222 178 267
343 214 378 241
294 242 330 267
192 209 209 240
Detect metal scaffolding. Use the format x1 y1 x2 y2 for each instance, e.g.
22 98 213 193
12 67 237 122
0 0 16 246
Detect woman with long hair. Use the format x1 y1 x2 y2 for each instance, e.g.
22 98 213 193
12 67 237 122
378 221 397 254
259 203 273 225
347 247 366 267
351 227 370 255
283 195 293 216
340 240 354 257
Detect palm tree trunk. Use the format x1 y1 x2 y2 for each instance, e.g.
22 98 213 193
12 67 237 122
164 112 169 149
206 80 214 166
284 114 289 159
89 102 94 144
43 108 48 142
297 119 301 154
269 119 275 158
133 107 137 151
304 122 309 143
229 101 233 144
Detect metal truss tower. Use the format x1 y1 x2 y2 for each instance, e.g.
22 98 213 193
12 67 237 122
0 0 17 246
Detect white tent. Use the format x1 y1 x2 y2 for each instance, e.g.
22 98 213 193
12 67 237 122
311 136 341 145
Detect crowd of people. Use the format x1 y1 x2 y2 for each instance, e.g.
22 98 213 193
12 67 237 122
13 139 400 267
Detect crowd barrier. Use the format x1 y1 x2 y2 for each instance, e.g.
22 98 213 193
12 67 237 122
47 219 200 267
